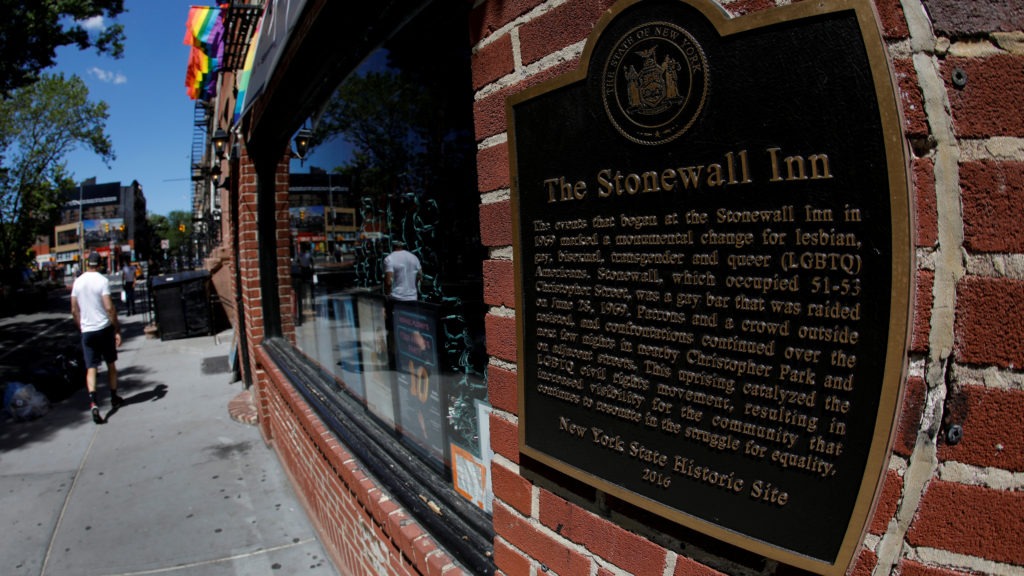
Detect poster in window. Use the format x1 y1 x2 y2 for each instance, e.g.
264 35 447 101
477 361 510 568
451 443 488 510
357 294 394 426
393 302 445 464
329 293 365 400
476 399 494 513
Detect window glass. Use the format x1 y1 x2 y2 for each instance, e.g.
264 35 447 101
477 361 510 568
286 2 491 512
57 227 79 247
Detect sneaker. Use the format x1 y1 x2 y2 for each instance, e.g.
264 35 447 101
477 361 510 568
91 406 104 424
111 394 125 409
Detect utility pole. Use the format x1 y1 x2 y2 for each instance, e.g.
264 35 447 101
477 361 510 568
78 184 84 272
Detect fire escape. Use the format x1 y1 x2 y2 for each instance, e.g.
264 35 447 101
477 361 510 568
189 2 262 262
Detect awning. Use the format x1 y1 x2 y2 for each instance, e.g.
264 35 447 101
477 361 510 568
233 16 261 124
237 0 310 120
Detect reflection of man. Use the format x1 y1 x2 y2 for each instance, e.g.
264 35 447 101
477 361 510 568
383 240 421 370
384 240 421 301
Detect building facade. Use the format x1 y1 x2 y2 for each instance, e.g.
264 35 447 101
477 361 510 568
54 179 148 273
195 0 1024 575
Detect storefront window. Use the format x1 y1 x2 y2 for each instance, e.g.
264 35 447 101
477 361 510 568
284 2 491 511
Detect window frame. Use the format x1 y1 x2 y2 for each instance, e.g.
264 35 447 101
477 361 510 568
260 339 495 574
246 1 495 572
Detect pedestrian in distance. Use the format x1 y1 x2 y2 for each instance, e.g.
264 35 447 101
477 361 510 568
120 259 139 316
291 244 315 326
71 251 124 424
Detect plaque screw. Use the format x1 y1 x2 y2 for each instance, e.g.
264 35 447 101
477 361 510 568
946 423 963 445
951 68 968 89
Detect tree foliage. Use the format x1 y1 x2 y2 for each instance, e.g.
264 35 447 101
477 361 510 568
147 211 191 253
0 73 113 277
0 0 126 98
146 212 170 253
168 211 192 250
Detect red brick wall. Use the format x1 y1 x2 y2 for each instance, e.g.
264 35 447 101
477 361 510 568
254 346 471 576
235 147 269 439
471 1 1024 576
225 1 1024 575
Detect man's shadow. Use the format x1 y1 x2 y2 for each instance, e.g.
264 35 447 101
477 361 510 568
102 383 167 422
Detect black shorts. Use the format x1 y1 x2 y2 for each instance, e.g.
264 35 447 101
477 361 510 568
82 325 117 368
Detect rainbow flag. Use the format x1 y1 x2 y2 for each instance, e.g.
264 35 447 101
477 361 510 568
233 16 261 123
183 5 225 100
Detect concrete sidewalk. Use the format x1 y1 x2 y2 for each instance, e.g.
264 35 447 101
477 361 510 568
0 315 340 576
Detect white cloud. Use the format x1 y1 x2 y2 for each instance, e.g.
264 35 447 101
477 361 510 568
78 15 106 32
88 67 127 85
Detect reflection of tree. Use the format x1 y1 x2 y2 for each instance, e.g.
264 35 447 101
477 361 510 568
313 37 479 299
317 71 419 201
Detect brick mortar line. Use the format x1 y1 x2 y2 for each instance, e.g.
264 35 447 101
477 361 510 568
936 461 1024 490
964 253 1024 280
474 39 586 101
909 546 1023 576
949 363 1024 391
471 0 573 53
875 2 961 575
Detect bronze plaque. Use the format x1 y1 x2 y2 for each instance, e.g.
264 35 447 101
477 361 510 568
508 0 911 573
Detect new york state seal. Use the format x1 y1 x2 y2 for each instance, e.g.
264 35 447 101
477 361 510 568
602 22 708 145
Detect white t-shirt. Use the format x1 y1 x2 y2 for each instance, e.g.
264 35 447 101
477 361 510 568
72 271 112 333
384 249 421 301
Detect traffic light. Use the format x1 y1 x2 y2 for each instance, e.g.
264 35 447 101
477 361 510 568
103 222 110 233
179 224 186 232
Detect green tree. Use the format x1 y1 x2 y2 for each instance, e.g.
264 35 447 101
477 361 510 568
0 0 126 98
145 211 193 272
166 210 192 253
0 73 113 278
147 212 169 251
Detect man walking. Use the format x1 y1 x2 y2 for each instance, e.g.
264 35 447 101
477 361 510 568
71 251 124 424
120 259 138 315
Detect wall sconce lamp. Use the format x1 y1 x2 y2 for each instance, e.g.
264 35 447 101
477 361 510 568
212 128 230 159
293 127 312 160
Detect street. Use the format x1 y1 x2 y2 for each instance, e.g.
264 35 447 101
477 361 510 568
0 289 87 400
0 285 339 576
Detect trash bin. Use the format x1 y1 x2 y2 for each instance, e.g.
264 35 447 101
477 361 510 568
149 270 212 341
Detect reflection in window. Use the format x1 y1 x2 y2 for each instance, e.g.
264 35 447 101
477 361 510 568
285 3 491 512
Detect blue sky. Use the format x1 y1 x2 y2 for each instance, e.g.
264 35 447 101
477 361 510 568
53 0 214 217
